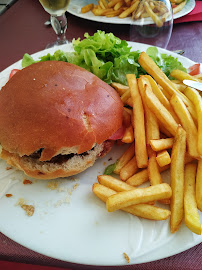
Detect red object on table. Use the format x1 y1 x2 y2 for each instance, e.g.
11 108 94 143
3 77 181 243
174 1 202 23
0 0 202 270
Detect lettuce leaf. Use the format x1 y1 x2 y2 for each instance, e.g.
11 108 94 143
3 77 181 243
21 31 187 85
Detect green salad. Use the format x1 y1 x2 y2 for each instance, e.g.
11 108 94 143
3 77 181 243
22 30 186 86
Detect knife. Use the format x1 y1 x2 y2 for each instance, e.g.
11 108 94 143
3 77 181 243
183 80 202 91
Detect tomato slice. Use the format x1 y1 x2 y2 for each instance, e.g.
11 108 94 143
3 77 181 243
9 69 19 79
108 125 125 140
189 64 200 76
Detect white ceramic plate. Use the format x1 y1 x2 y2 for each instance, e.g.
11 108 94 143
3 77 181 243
68 0 195 25
0 42 201 266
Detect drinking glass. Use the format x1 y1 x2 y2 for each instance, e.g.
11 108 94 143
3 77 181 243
130 0 173 48
39 0 70 48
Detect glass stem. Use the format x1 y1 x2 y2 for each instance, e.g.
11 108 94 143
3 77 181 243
50 13 67 44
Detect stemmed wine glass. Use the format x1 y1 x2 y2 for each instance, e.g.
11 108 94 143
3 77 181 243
130 0 173 48
39 0 70 48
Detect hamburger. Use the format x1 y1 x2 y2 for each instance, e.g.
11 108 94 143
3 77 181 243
0 61 123 179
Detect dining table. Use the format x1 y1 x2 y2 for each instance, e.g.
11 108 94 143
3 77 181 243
0 0 202 269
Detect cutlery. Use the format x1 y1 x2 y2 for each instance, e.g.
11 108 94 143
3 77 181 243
183 80 202 91
173 50 185 55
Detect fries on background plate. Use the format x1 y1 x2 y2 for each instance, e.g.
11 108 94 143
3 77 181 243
81 0 186 27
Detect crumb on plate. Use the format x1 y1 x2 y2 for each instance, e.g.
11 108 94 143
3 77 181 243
47 180 59 190
5 194 13 197
23 179 32 185
123 252 130 263
21 204 35 216
54 195 70 207
73 183 78 190
16 198 26 206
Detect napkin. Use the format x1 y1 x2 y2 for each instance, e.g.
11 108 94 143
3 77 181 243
174 1 202 23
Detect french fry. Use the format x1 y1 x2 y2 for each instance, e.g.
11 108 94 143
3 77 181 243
145 108 160 143
148 143 170 204
159 84 171 100
170 0 184 4
82 0 183 19
144 75 180 123
184 87 202 156
99 0 106 9
154 2 168 14
111 82 129 96
123 107 133 116
126 168 150 186
139 12 150 18
119 0 140 18
144 2 163 27
124 0 131 7
106 9 124 17
121 125 134 143
126 152 194 187
149 1 155 9
194 74 202 80
184 163 201 235
196 160 202 211
170 94 199 159
158 122 173 138
156 150 171 167
126 97 133 107
170 69 199 82
172 1 186 14
101 0 108 8
150 138 174 151
121 89 131 104
171 79 182 84
106 183 172 212
114 0 124 10
145 75 170 106
98 174 154 205
172 81 187 92
138 52 197 115
81 3 94 13
108 0 121 8
123 108 131 127
127 74 148 168
170 126 186 233
92 7 107 16
148 150 162 186
113 143 135 174
92 183 171 220
145 86 178 136
98 174 135 191
133 0 145 19
120 156 138 181
138 76 160 143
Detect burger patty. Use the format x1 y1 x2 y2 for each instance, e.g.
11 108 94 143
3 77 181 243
28 140 113 165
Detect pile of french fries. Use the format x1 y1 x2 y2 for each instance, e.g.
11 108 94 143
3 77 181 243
93 51 202 235
81 0 186 27
171 0 186 14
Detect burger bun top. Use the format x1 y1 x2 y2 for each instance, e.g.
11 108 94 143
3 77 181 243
0 61 123 161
